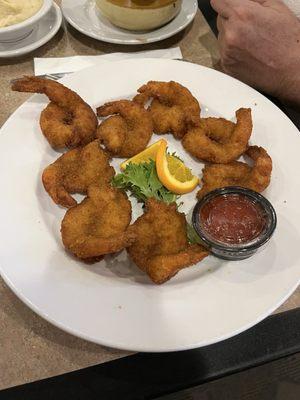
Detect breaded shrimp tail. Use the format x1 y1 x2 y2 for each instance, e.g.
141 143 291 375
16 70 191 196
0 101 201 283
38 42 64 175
42 140 114 208
197 146 272 198
127 199 209 284
61 186 136 261
133 80 201 139
96 99 153 157
183 108 252 163
12 76 98 149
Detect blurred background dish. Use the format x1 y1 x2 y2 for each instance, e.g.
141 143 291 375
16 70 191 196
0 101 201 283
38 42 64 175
95 0 182 31
61 0 197 45
0 0 52 43
0 2 62 58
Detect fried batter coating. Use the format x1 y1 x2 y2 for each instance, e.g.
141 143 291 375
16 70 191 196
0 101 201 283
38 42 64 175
61 186 135 260
134 81 201 139
42 140 115 208
197 146 272 198
127 199 209 284
11 76 98 149
202 117 235 143
182 108 252 163
96 100 153 157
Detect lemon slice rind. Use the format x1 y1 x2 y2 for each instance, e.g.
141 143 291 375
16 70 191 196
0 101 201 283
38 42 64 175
120 139 167 170
156 141 199 195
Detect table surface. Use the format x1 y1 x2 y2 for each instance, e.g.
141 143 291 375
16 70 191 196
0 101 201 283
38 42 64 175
0 0 299 391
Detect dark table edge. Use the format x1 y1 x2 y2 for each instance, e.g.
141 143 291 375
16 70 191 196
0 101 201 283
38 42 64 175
199 0 218 36
2 308 300 399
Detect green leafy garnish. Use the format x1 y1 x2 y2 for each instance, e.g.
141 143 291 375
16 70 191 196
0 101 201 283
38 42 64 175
112 160 179 204
187 223 202 245
113 161 200 244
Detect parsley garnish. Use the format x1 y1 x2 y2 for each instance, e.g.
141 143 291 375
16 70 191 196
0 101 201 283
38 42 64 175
187 223 202 245
112 160 179 204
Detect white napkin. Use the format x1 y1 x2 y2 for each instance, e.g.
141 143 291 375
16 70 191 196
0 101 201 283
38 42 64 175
34 48 183 76
282 0 300 17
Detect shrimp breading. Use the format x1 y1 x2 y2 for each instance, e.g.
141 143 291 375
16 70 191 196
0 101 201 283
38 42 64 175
127 199 209 284
202 117 235 143
197 146 272 198
134 80 201 139
182 108 253 163
11 76 98 149
61 186 135 260
42 140 115 208
96 100 153 157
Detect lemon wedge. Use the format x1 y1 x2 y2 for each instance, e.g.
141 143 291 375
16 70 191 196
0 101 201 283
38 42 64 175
120 139 166 170
156 140 199 194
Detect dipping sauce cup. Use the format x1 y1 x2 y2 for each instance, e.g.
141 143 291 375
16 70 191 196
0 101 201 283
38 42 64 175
192 187 277 260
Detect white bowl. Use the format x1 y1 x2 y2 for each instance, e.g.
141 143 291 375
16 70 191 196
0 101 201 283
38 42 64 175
0 0 53 43
95 0 182 31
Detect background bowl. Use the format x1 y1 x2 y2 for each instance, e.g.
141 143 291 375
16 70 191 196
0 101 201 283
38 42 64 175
95 0 182 31
0 0 53 43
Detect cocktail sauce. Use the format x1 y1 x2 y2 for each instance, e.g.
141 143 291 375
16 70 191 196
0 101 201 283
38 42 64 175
199 194 267 245
192 187 277 260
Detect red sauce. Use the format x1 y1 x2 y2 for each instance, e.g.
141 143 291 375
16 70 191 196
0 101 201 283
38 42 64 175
200 194 266 245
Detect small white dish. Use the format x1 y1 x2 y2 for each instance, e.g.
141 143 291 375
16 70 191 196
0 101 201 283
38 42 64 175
61 0 198 45
0 0 52 43
0 3 62 58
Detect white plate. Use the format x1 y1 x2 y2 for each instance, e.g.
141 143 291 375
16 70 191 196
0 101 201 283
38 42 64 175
61 0 197 44
0 3 62 58
0 59 300 352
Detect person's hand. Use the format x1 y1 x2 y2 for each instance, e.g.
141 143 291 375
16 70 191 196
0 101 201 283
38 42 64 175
211 0 300 105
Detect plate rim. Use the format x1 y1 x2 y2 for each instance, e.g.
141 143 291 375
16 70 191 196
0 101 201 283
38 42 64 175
1 266 299 352
61 0 198 45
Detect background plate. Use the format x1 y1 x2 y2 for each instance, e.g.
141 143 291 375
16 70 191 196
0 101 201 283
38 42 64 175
0 59 300 352
0 4 62 58
61 0 197 44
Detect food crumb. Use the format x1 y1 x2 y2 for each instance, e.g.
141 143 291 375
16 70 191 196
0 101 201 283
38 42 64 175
284 200 287 204
254 103 257 106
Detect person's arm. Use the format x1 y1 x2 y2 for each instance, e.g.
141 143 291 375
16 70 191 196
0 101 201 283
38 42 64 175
211 0 300 108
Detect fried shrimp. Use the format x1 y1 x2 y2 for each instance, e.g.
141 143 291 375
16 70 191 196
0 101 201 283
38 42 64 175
61 185 135 261
127 199 209 284
202 117 235 143
11 76 98 149
182 108 253 163
133 80 201 139
42 140 115 208
197 146 272 198
96 100 153 158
